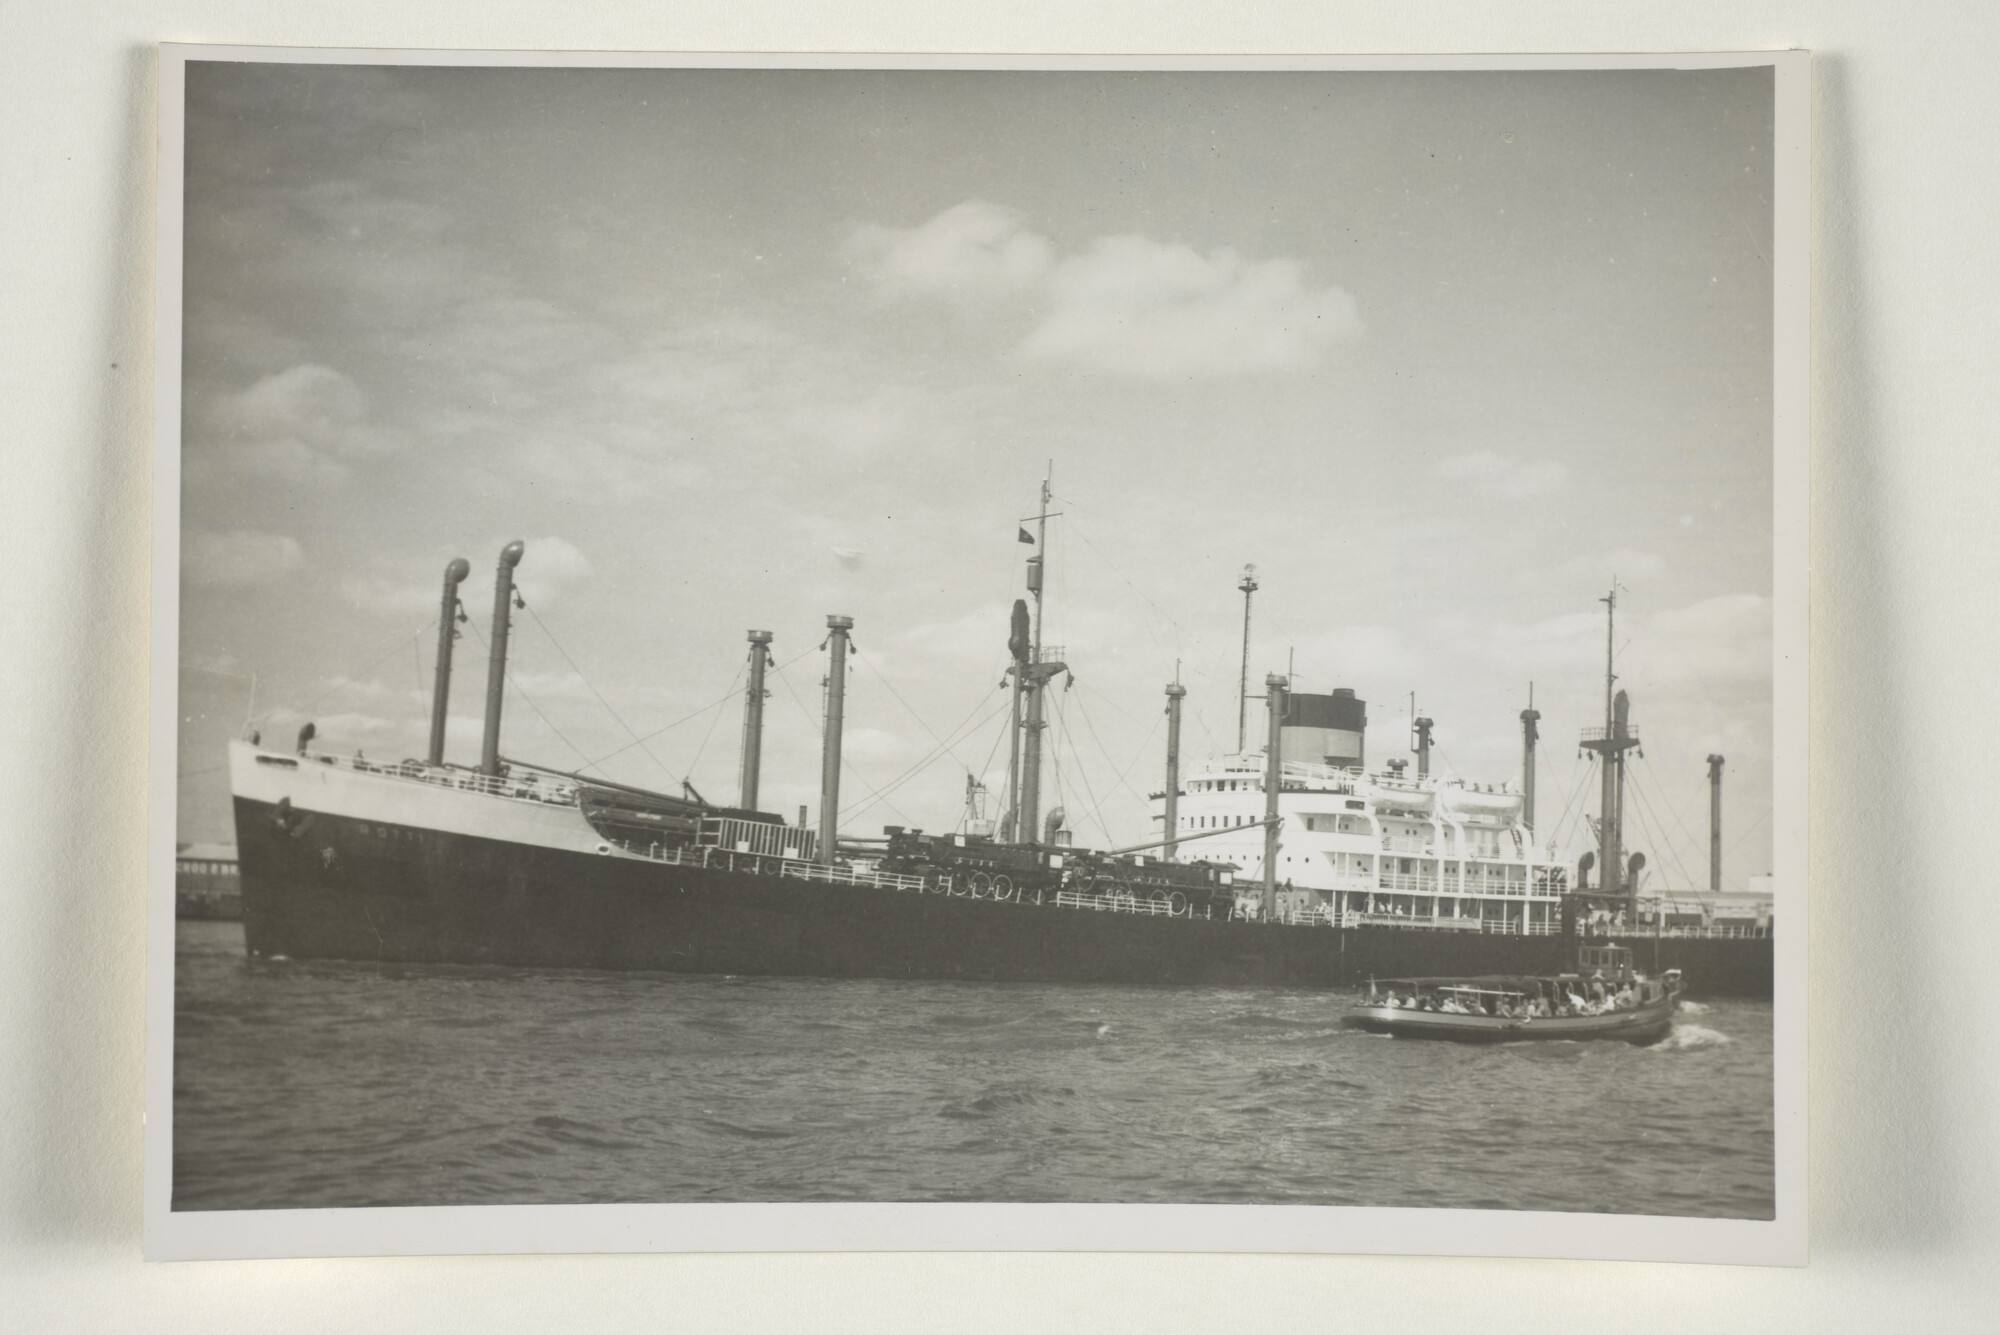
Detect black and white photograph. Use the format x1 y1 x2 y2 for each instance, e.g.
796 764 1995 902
149 49 1806 1261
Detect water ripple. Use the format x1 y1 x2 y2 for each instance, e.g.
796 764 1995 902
172 920 1774 1217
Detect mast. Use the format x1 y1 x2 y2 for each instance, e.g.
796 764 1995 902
427 557 470 766
1018 466 1065 843
478 541 525 777
1261 673 1287 919
1579 580 1639 912
1236 564 1259 752
816 615 853 865
738 629 774 810
1163 676 1187 862
1708 753 1726 895
1519 684 1541 835
1602 582 1617 897
1002 599 1029 841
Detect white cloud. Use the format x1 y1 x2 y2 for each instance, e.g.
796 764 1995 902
511 535 594 608
840 726 917 765
218 363 385 455
1642 594 1771 685
847 201 1052 301
306 711 420 751
510 669 598 703
1601 549 1668 582
183 529 305 588
1432 451 1570 500
340 572 444 616
190 363 397 489
1435 593 1772 694
1023 235 1361 377
1283 625 1417 688
785 384 927 459
341 538 594 617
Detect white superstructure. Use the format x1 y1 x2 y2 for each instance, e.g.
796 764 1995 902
1152 751 1569 931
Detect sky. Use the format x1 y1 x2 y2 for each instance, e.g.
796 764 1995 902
176 62 1776 891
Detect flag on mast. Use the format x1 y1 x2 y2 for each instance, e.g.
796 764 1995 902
1017 527 1035 544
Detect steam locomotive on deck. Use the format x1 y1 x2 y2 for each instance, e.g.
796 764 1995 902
876 826 1243 918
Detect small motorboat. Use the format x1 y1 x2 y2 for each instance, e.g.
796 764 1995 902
1341 945 1682 1044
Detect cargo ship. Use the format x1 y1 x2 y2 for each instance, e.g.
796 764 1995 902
224 491 1772 997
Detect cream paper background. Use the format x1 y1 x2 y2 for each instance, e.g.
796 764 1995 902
141 44 1809 1268
2 3 1992 1332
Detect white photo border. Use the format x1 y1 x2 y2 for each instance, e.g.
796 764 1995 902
145 44 1808 1266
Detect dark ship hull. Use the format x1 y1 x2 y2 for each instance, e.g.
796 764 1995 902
232 785 1771 997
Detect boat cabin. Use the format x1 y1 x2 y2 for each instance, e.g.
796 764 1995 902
1576 943 1635 983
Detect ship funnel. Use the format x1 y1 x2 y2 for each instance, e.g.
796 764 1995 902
479 541 526 777
1413 715 1435 779
427 557 471 766
1279 689 1366 770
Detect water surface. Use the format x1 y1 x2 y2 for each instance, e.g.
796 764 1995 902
173 921 1773 1216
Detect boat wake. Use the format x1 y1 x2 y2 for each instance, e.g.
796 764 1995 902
1650 1023 1731 1051
1677 1000 1712 1015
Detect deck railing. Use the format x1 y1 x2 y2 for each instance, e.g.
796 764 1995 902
1053 890 1189 918
303 751 585 809
615 839 931 894
1345 911 1559 936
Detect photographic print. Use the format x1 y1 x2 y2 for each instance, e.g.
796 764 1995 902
148 49 1806 1262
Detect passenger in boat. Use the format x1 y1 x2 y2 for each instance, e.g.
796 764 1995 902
1614 982 1637 1009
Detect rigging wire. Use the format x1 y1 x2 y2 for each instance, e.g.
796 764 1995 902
586 645 815 770
1185 697 1220 755
279 620 438 726
1070 681 1164 824
1084 713 1164 844
842 695 1014 825
851 644 978 772
1634 764 1703 890
1625 773 1697 891
1050 490 1245 752
1724 805 1773 870
459 614 596 770
962 688 1015 833
683 662 746 788
1050 493 1186 660
1544 751 1593 855
767 645 918 829
518 601 683 788
1641 752 1711 864
1047 690 1096 842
